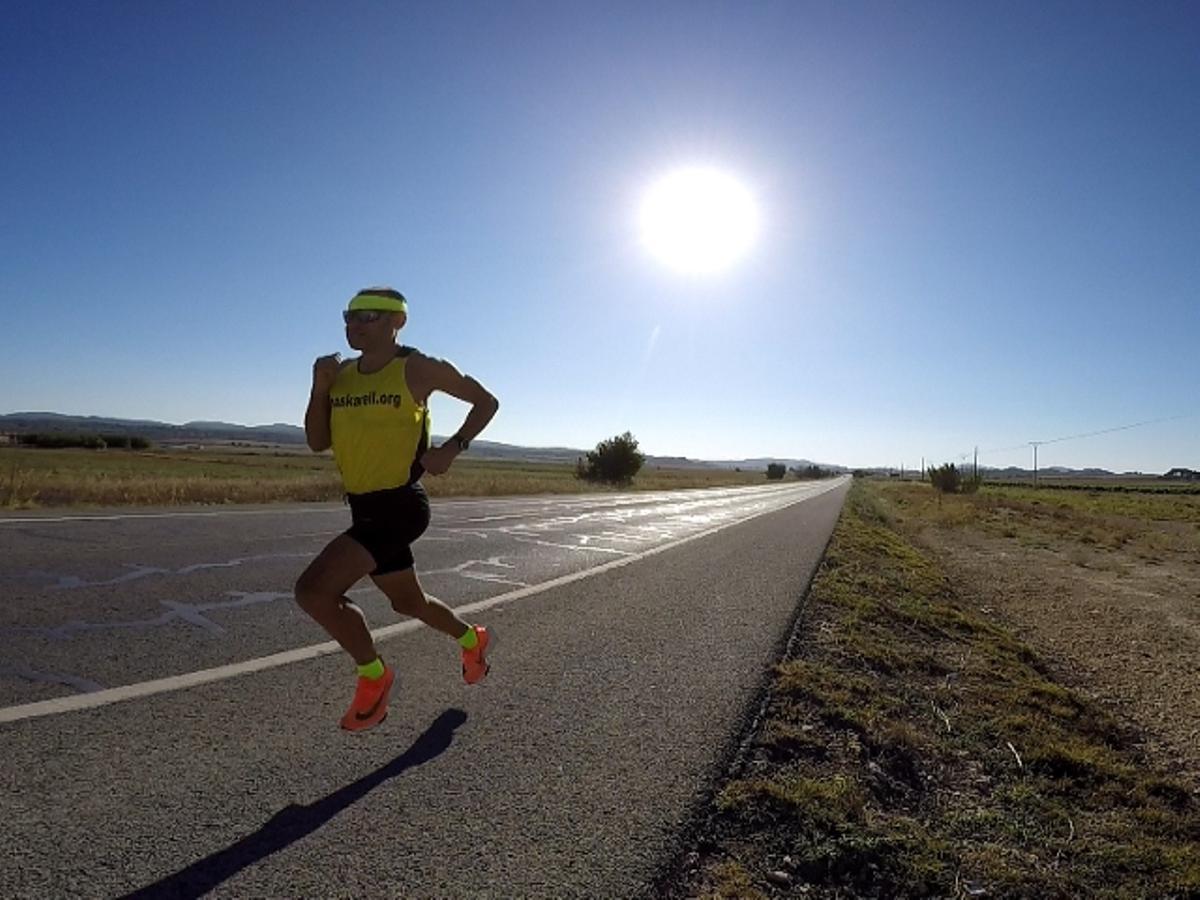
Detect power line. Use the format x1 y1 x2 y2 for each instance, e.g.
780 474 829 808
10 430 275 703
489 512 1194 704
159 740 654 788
947 413 1195 469
1033 414 1193 448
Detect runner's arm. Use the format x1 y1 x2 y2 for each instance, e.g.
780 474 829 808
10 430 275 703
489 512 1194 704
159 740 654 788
305 389 332 452
411 354 499 465
427 357 498 448
305 354 342 452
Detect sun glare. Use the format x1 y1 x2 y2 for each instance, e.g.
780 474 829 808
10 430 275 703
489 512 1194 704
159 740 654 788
639 167 760 276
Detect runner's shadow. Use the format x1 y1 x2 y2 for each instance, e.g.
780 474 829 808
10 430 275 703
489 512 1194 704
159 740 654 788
121 708 468 900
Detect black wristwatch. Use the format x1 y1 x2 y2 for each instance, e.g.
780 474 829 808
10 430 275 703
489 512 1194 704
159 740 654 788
449 434 470 452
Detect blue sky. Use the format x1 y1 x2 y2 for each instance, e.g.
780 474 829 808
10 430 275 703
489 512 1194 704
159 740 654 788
2 1 1197 472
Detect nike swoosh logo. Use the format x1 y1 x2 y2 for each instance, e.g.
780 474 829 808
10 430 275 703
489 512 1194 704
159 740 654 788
355 689 388 721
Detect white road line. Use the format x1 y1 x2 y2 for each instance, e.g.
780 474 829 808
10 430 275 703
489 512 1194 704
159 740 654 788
465 512 542 523
0 480 844 724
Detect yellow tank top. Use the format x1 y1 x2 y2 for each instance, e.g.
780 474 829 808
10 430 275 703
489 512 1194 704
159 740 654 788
329 348 430 494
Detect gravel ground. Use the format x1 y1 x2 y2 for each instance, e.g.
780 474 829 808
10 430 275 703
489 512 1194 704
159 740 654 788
912 523 1200 794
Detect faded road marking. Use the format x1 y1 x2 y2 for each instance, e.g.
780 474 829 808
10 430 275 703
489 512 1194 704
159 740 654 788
0 480 844 723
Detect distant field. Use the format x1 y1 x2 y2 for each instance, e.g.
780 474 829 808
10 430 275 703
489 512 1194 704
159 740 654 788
985 476 1200 495
889 474 1200 494
0 445 772 508
890 479 1200 533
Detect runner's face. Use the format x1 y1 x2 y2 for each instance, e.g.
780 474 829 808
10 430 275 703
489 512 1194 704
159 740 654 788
345 310 404 350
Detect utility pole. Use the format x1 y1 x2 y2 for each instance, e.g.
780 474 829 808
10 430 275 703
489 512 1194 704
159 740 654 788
974 446 978 482
921 457 925 480
1030 441 1043 488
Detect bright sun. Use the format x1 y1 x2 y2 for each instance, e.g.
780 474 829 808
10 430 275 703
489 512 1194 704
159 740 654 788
639 166 760 276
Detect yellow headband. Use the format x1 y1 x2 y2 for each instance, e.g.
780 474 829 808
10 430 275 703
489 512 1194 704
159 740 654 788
348 290 407 314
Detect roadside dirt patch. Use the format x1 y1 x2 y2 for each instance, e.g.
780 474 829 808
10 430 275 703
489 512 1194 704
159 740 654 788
911 522 1200 792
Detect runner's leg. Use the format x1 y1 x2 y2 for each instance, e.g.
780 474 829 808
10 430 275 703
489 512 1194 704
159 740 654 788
371 567 472 640
295 534 380 665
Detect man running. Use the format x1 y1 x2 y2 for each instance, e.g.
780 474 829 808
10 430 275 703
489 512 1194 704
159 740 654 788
297 286 499 731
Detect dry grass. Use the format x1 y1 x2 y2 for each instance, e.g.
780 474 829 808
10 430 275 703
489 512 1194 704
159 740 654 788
880 481 1200 559
0 446 771 508
667 480 1200 900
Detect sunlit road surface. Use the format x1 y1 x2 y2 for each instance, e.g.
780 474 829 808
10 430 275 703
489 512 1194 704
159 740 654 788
1 479 848 898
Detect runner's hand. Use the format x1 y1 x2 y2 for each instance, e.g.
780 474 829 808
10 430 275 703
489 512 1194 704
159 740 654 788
421 444 458 476
312 354 342 394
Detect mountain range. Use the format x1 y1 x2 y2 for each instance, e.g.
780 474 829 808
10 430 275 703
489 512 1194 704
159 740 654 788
0 412 841 471
7 412 1176 477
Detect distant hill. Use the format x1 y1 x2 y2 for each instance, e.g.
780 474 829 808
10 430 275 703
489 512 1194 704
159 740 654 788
714 456 844 472
0 412 840 471
0 412 307 444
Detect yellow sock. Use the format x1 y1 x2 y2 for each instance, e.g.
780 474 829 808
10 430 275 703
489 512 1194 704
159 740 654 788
357 658 385 680
458 627 478 650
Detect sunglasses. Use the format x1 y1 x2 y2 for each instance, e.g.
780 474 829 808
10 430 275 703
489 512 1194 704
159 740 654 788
343 309 391 325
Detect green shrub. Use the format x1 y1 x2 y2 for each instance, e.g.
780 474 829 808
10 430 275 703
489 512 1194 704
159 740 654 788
929 463 982 494
577 431 645 485
793 464 832 480
928 463 961 493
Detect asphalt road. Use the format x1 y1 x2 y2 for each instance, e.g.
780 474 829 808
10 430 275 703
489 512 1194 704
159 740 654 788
1 478 848 898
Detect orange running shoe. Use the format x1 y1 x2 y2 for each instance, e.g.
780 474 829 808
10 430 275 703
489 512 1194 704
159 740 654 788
461 626 491 685
339 665 394 732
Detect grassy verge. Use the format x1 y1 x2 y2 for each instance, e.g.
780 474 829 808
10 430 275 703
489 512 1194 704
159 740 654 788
0 446 772 508
670 480 1200 899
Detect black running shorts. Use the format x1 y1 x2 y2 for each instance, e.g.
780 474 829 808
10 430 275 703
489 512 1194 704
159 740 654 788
344 483 431 575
